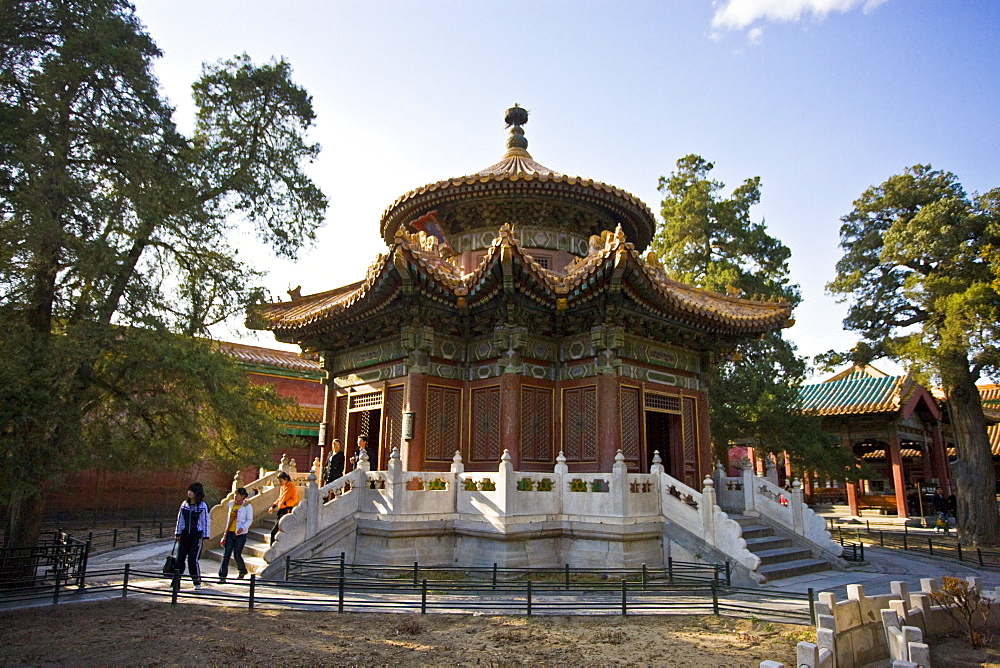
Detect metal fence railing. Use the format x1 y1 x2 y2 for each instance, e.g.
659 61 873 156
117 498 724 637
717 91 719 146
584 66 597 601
284 554 731 587
0 565 815 624
0 531 90 590
833 525 1000 569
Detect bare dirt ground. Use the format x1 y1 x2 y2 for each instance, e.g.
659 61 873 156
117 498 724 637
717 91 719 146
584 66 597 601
0 599 809 666
930 635 1000 667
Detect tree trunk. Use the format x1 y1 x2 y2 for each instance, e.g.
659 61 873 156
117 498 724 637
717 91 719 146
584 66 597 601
944 362 1000 546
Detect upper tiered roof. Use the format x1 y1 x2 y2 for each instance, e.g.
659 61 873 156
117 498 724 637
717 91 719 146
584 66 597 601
378 105 657 252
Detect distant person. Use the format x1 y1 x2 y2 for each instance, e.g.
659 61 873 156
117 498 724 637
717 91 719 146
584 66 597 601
947 492 958 522
323 439 345 485
218 487 252 583
174 482 210 589
358 434 377 469
931 487 951 531
269 471 298 544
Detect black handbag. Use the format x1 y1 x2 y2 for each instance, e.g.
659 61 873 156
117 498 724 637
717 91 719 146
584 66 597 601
163 540 178 574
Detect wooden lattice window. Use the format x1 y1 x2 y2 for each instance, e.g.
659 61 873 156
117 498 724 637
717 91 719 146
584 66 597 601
645 392 681 413
350 391 382 411
426 385 461 461
335 394 348 444
620 386 641 463
382 385 404 457
470 386 501 463
682 396 698 486
521 386 553 463
562 386 597 462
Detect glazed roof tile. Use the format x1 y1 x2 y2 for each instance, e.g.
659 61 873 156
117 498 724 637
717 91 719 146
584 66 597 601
798 371 905 416
255 224 792 340
217 340 322 375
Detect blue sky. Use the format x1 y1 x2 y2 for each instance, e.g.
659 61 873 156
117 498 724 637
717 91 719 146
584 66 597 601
132 0 999 379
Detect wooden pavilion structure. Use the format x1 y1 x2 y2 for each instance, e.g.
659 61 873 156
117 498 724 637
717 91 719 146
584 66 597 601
253 107 793 487
798 365 951 517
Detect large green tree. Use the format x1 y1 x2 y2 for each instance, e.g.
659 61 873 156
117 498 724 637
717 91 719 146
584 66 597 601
652 155 847 476
826 165 1000 545
0 0 327 551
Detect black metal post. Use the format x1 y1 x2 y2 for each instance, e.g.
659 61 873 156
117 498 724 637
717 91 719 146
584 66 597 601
903 532 908 550
78 539 91 590
621 579 627 616
880 531 884 547
565 563 570 589
928 538 933 556
957 542 963 562
492 563 498 590
52 561 62 606
725 561 731 586
668 556 673 583
338 576 344 613
340 551 346 580
249 574 256 611
112 528 118 548
284 555 291 581
711 580 719 615
421 579 428 614
526 580 532 617
137 526 142 543
642 564 647 589
978 548 984 567
413 561 419 587
122 563 130 599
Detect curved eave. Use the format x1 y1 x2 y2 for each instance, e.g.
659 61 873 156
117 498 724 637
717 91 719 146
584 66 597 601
379 172 656 251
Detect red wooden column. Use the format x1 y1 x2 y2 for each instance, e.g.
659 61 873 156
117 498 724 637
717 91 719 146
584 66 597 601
845 433 860 516
402 372 427 470
596 374 622 472
929 422 952 494
500 372 521 470
888 432 908 518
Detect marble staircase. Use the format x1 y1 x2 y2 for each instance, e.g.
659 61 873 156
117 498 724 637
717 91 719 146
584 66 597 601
730 514 831 582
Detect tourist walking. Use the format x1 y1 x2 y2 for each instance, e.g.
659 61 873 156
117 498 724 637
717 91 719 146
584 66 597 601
269 471 298 544
218 487 253 583
174 482 210 589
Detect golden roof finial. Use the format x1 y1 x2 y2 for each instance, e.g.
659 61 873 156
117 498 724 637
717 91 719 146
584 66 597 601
503 104 531 158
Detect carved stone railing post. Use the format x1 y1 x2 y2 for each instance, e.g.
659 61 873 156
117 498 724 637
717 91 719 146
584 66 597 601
386 447 403 513
701 475 717 546
554 451 568 514
764 455 778 485
231 470 241 494
713 460 726 490
357 448 371 474
791 477 805 535
498 449 515 517
450 451 464 512
289 458 298 474
612 450 628 517
741 460 756 513
305 467 319 540
279 453 290 474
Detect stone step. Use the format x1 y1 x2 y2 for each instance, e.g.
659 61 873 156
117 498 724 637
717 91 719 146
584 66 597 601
201 547 268 575
726 515 758 527
752 546 813 566
738 524 775 540
743 535 793 553
759 558 831 581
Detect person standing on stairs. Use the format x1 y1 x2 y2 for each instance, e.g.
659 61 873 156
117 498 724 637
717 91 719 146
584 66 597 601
218 487 253 583
269 471 298 544
174 482 210 589
323 439 345 485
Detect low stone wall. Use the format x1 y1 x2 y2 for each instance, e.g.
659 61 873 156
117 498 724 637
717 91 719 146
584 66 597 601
761 576 1000 668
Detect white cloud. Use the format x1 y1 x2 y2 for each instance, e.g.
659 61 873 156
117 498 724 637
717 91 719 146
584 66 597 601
712 0 888 31
747 26 765 44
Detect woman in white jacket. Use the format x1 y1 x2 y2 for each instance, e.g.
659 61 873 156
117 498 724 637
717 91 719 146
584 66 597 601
218 487 253 583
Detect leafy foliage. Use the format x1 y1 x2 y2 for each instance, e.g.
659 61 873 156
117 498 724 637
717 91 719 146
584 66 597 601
652 155 850 476
0 0 326 548
825 165 1000 545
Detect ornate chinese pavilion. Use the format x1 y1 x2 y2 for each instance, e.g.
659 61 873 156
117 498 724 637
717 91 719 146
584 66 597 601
254 107 793 488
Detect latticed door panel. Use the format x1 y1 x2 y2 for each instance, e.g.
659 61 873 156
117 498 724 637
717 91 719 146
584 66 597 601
562 386 597 463
335 394 348 444
620 386 641 465
425 385 461 461
470 386 501 463
382 385 404 458
682 396 698 487
520 386 553 463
